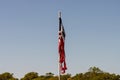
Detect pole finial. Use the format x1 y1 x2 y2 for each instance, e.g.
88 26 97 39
58 11 61 18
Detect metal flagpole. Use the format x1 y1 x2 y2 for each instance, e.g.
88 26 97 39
58 11 61 80
58 57 61 80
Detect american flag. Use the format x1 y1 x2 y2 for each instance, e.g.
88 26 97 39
58 13 67 74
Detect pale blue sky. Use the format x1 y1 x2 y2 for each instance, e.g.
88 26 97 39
0 0 120 78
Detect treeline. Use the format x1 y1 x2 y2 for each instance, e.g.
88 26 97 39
0 67 120 80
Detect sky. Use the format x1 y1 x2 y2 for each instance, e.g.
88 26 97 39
0 0 120 78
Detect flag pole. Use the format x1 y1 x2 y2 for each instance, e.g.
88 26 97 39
58 57 61 80
58 11 61 80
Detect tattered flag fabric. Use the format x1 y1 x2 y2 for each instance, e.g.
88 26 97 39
58 15 67 74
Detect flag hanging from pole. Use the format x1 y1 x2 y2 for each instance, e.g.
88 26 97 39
58 12 67 74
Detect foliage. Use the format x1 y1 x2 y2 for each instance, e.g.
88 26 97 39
21 72 38 80
0 67 120 80
71 67 120 80
0 72 18 80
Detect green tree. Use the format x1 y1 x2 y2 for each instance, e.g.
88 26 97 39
88 66 103 73
49 76 58 80
71 73 84 80
32 72 55 80
0 72 18 80
60 74 71 80
21 72 38 80
1 66 120 80
45 72 54 77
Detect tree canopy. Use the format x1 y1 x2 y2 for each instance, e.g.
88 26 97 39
0 72 18 80
0 67 120 80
